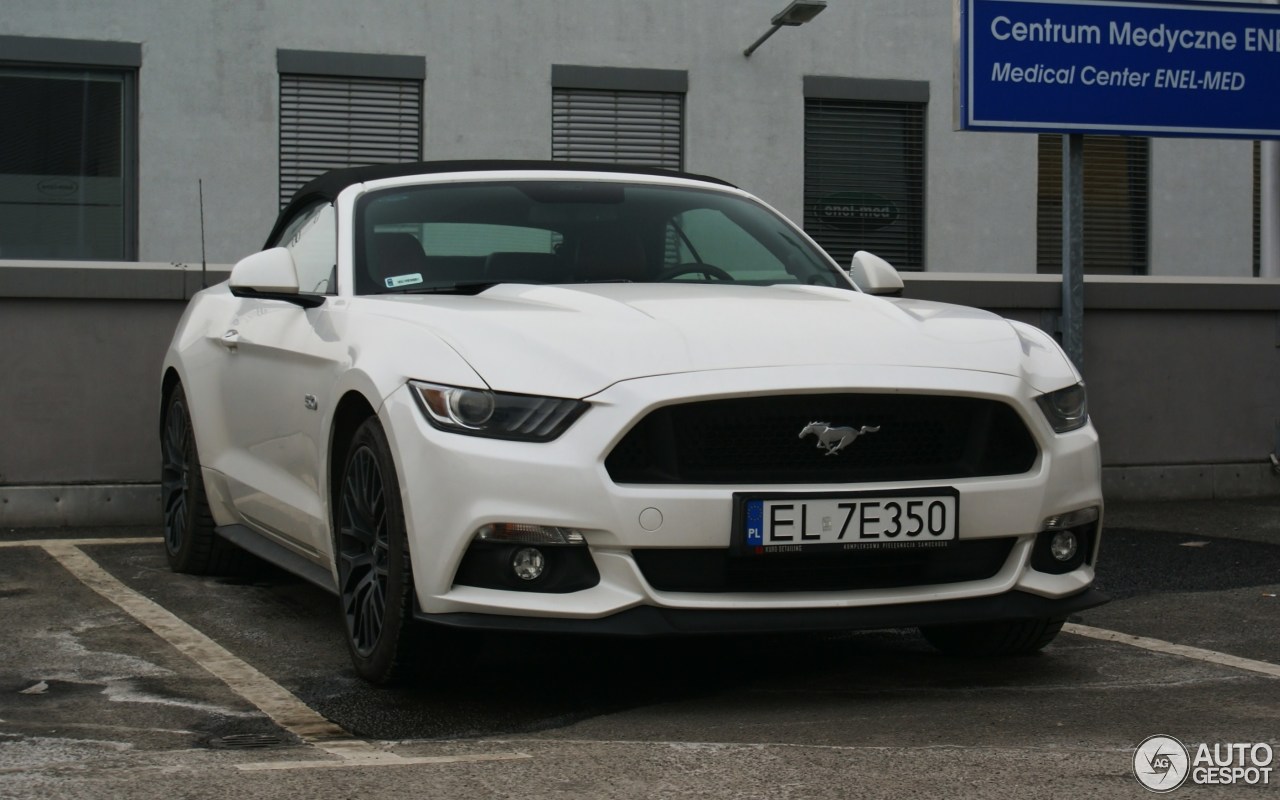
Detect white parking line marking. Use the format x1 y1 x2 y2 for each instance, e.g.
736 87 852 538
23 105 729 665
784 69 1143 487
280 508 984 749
1064 623 1280 679
42 543 349 741
38 542 530 770
235 752 533 772
0 537 162 548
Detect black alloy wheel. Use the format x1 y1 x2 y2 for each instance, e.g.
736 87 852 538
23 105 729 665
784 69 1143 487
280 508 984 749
338 443 390 656
161 395 193 556
336 418 418 684
161 385 236 574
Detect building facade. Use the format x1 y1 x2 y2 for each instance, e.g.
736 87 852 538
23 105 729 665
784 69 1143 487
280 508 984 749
0 0 1263 275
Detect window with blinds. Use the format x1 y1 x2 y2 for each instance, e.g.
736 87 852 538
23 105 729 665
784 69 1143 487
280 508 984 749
551 88 683 169
803 98 925 270
0 67 135 259
1036 135 1149 275
279 74 422 208
0 37 140 260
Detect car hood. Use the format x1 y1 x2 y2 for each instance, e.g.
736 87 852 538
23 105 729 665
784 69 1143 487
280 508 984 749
359 283 1075 398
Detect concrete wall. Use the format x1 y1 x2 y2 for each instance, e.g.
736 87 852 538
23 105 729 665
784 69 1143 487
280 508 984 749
0 263 229 524
0 0 1258 276
2 262 1277 526
912 273 1280 498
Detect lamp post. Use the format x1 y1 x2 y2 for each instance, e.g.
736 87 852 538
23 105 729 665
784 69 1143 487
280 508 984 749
744 0 828 57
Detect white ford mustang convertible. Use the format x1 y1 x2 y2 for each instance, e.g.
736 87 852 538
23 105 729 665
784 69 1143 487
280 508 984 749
160 161 1105 683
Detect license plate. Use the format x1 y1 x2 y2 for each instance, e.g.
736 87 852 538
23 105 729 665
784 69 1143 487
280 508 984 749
736 489 959 555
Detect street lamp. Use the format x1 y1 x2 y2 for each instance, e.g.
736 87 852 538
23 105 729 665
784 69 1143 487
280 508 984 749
743 0 828 57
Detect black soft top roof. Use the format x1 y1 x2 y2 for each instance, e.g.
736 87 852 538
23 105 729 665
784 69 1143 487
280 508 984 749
266 160 736 247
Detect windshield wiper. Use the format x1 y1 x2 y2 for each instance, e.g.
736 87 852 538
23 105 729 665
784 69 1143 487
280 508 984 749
392 281 500 296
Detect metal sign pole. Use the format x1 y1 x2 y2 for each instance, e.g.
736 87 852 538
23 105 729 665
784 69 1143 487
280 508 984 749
1061 133 1085 371
1266 0 1280 280
1263 141 1280 279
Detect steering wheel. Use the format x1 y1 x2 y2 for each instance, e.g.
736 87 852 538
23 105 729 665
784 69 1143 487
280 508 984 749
656 262 734 282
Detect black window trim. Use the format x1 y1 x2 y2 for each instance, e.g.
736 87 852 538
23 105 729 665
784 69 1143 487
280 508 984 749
803 76 930 105
0 35 141 69
276 49 425 81
551 64 687 94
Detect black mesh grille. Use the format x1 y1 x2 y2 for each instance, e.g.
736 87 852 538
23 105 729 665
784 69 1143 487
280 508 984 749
633 538 1016 593
606 394 1038 484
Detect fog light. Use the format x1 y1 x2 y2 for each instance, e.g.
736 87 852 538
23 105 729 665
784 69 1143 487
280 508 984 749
1031 515 1094 575
512 547 546 581
1049 530 1079 562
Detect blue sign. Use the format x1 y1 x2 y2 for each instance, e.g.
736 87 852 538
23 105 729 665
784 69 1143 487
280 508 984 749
957 0 1280 138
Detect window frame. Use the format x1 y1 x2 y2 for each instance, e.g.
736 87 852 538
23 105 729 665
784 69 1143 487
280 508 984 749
1036 134 1151 276
551 65 688 170
0 35 140 261
276 49 425 209
802 76 929 272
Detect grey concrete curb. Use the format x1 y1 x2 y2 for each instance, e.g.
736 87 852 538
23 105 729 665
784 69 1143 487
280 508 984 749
1 484 160 528
1102 462 1280 502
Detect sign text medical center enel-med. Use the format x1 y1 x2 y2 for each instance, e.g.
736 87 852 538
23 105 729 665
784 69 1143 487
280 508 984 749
956 0 1280 138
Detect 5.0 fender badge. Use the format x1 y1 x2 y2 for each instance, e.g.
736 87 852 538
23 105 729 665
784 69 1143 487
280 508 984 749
799 421 880 456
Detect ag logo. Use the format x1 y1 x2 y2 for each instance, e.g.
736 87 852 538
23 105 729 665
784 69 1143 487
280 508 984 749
1134 735 1190 793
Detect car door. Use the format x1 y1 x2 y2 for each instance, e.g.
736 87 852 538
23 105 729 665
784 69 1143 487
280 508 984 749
215 203 345 558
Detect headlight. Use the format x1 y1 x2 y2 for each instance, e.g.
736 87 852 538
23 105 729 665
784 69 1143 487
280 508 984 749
1036 382 1089 433
410 381 587 441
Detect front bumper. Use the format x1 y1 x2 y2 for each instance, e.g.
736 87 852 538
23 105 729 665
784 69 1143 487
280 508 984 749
418 587 1110 636
381 364 1104 625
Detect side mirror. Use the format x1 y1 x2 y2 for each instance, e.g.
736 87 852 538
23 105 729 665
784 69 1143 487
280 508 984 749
849 251 904 297
228 247 323 308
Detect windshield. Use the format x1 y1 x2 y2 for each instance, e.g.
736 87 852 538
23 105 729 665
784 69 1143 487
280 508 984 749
353 180 849 294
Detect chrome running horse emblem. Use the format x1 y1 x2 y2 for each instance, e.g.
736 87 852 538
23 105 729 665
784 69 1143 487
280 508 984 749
798 421 881 456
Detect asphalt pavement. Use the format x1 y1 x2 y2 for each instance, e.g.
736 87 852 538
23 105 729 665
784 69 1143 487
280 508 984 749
1 497 1277 798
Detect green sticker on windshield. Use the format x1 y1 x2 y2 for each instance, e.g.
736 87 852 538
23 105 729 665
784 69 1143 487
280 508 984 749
385 273 423 288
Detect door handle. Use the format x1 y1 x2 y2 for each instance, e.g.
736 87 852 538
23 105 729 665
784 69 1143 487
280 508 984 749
219 329 240 350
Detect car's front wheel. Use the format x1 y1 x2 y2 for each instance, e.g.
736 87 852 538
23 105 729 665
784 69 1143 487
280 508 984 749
919 617 1065 657
335 417 420 685
161 385 240 574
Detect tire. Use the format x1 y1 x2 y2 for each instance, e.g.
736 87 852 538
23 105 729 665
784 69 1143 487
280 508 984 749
919 617 1065 657
334 417 420 685
161 385 241 574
